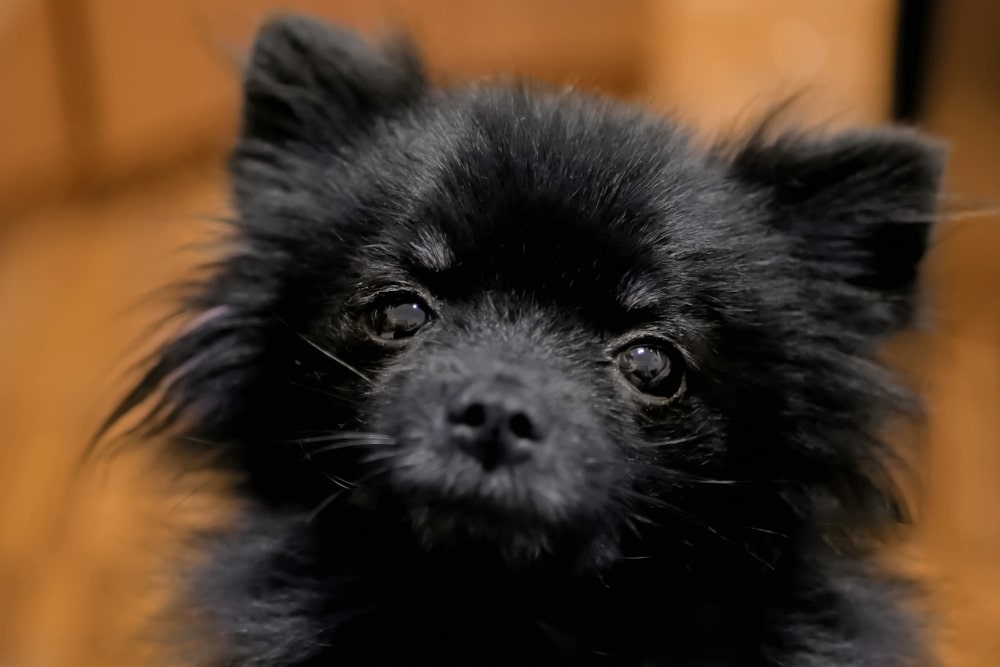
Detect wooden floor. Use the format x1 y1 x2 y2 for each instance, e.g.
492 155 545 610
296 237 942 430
1 117 999 667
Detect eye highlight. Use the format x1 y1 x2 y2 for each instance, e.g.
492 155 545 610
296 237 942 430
365 295 434 341
615 342 685 400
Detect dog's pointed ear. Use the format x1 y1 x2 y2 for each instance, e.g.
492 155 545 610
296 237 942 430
237 14 426 153
729 127 946 334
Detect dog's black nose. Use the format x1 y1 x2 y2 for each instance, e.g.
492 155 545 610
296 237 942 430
448 379 545 469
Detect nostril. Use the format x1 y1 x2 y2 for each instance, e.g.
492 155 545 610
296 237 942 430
507 412 537 440
459 402 487 428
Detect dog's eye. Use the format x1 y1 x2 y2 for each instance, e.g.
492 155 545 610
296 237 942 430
367 297 433 341
616 343 685 399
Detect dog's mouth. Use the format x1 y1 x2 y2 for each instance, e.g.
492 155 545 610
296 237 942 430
343 425 618 566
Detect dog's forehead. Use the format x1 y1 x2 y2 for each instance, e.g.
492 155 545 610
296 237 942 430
362 95 737 311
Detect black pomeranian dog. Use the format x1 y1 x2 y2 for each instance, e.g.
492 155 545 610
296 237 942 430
104 14 945 667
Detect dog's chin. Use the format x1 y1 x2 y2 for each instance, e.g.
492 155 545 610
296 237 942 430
346 485 616 571
413 508 623 575
404 502 556 562
399 494 621 572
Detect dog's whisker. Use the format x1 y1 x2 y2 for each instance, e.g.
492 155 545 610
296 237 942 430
651 433 718 448
655 470 751 486
269 378 363 405
361 449 409 465
308 466 392 524
295 441 391 462
298 441 359 490
307 493 341 523
306 440 396 457
743 525 790 538
272 315 374 385
632 493 776 571
295 333 373 385
281 432 395 445
180 435 227 447
327 474 356 490
620 512 650 540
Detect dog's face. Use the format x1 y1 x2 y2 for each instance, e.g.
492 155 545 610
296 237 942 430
116 17 942 574
315 108 717 565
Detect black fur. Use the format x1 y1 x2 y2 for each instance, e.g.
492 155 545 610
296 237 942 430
105 15 945 666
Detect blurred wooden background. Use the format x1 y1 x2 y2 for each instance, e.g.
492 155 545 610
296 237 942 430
1 1 998 665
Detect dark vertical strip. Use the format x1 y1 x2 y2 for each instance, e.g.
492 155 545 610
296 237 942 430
892 0 938 122
46 0 102 190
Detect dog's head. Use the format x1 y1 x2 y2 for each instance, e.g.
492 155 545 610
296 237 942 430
110 17 943 573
